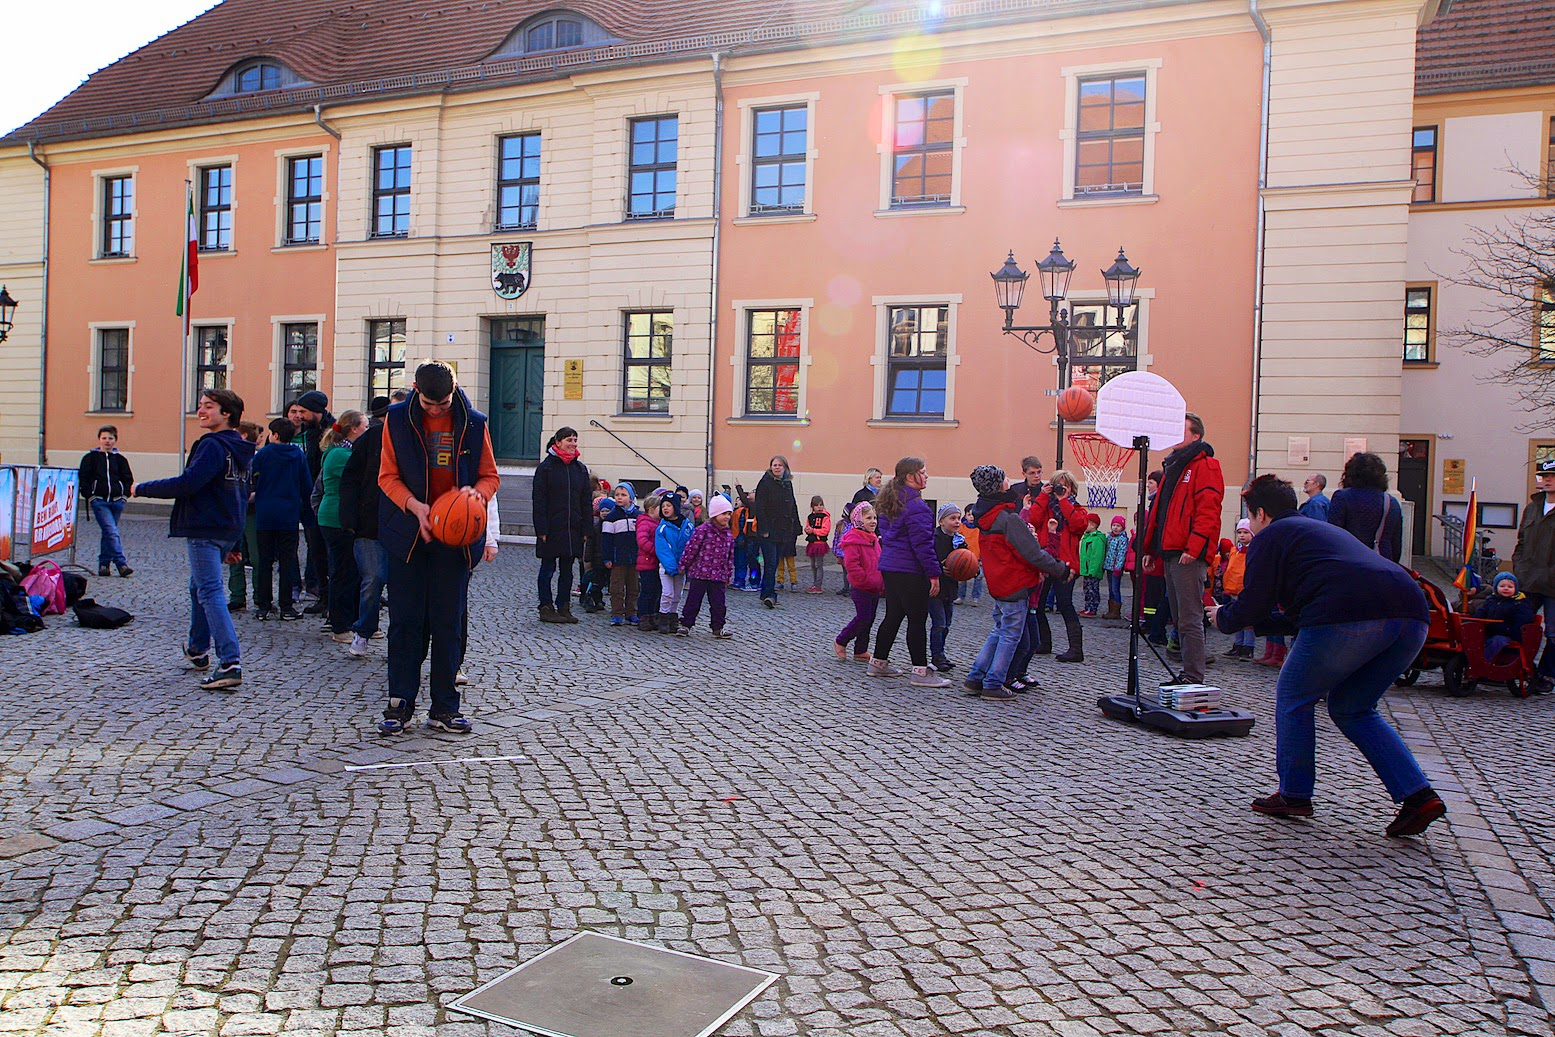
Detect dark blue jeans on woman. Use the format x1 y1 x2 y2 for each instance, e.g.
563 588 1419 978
756 538 780 600
537 555 576 610
1274 619 1431 801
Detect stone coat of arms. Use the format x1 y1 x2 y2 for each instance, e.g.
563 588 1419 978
492 243 532 300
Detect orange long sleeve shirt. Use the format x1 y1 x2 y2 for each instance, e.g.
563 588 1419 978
378 410 500 511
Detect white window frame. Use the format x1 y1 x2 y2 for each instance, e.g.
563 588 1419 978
869 294 962 423
1060 291 1155 408
728 299 814 422
1058 58 1162 206
187 155 239 256
734 94 820 224
188 318 236 413
86 321 135 414
876 80 968 217
91 166 138 262
273 144 331 249
270 314 327 414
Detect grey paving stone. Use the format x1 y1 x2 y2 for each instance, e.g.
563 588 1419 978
43 818 119 841
0 831 59 858
160 790 230 811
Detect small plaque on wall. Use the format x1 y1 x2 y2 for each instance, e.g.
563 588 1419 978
1287 436 1311 466
1442 458 1466 495
563 359 584 401
1343 437 1367 459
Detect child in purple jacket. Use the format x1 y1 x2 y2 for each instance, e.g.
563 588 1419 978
677 494 736 638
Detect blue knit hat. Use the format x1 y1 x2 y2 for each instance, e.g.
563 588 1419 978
618 481 636 502
1492 571 1518 592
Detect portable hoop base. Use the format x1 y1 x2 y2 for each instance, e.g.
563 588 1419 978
1097 694 1255 738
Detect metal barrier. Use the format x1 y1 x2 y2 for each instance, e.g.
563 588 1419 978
0 465 80 565
1433 512 1500 582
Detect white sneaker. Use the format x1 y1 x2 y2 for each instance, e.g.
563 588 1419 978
455 670 469 686
348 635 370 657
867 659 903 678
910 667 951 688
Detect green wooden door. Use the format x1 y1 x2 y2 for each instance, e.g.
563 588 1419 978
490 319 545 463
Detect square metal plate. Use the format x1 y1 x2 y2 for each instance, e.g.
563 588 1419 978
447 932 778 1037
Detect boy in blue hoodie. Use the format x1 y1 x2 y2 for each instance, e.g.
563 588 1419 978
600 482 642 626
132 388 256 691
655 493 694 634
250 418 316 620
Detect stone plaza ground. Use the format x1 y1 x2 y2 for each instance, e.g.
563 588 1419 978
2 514 1554 1036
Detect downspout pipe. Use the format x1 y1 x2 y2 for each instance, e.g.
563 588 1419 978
27 141 50 466
705 51 725 495
1248 0 1272 488
313 103 342 140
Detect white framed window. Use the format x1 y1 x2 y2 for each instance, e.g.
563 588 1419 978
271 315 326 413
1062 295 1150 417
728 300 813 421
92 167 138 260
735 94 819 221
1059 59 1162 205
876 80 967 215
87 321 135 413
273 144 330 248
868 295 962 423
189 320 235 412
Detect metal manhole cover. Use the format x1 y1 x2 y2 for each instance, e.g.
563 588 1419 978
447 931 778 1037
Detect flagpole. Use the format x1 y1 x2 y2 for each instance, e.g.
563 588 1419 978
179 180 192 463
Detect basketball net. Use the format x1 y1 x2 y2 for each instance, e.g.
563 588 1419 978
1068 432 1136 509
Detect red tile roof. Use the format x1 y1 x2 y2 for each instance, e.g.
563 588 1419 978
1416 0 1555 95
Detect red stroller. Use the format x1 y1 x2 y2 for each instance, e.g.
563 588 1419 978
1394 571 1544 698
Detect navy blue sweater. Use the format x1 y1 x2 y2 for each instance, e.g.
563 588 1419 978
250 442 315 532
1215 513 1427 635
136 430 256 542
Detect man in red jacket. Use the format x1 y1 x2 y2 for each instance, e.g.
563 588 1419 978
1141 412 1224 684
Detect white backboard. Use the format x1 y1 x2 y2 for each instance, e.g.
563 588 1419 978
1095 372 1186 450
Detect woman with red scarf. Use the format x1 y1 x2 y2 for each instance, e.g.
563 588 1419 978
532 426 594 623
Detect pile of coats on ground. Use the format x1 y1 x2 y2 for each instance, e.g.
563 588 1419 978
0 559 132 633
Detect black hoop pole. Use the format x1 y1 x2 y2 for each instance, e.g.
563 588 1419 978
1129 434 1150 712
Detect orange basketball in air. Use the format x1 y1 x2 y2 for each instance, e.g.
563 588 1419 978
428 490 488 547
943 547 980 582
1056 385 1095 423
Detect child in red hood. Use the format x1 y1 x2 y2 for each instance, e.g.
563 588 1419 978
834 502 883 662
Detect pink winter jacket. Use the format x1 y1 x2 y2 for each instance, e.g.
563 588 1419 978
839 526 884 596
636 513 660 571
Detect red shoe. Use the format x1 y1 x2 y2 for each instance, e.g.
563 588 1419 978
1386 794 1446 837
1255 644 1287 667
1251 792 1313 818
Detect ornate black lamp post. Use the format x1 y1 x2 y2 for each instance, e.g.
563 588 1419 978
0 286 17 344
990 241 1140 469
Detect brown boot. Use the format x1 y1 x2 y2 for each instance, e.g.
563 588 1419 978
1104 601 1122 620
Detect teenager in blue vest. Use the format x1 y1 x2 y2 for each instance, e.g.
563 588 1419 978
376 361 500 734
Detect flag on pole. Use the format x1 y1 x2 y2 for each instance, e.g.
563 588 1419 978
1453 479 1480 593
176 187 198 334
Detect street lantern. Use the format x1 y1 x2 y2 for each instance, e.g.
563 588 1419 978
989 251 1029 328
1101 247 1142 309
1036 239 1077 302
0 285 16 344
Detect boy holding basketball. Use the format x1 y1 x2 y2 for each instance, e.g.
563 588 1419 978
376 360 500 734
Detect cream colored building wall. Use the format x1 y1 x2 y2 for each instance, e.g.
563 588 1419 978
1440 112 1545 203
0 151 47 467
1255 0 1424 486
330 67 717 488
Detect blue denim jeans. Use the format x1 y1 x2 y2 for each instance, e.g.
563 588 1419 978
928 598 954 662
537 555 576 610
90 500 128 568
1275 619 1431 801
186 537 240 665
956 571 984 603
353 537 388 637
756 538 780 600
1106 569 1123 605
966 598 1028 689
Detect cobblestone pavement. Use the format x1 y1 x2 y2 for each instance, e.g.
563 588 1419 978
2 514 1554 1036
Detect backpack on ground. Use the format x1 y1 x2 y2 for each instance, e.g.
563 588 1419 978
20 561 67 615
72 598 134 630
0 580 44 634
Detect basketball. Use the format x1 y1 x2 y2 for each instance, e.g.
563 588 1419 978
1056 385 1095 422
428 489 488 547
943 547 980 582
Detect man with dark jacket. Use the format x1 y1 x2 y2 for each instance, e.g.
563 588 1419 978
250 418 314 619
1512 457 1555 693
293 388 334 611
132 388 256 691
376 363 499 734
1141 412 1224 685
78 424 135 577
338 394 395 654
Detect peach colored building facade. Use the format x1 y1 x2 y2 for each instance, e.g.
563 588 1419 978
712 12 1265 518
34 122 338 478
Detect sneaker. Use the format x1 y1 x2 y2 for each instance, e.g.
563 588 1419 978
302 601 327 615
1386 793 1447 837
370 630 385 639
455 670 469 686
1004 677 1033 694
962 679 983 693
199 663 242 690
932 658 955 673
278 608 302 621
980 686 1017 702
538 604 563 624
762 597 776 609
626 615 638 624
331 631 354 643
98 565 111 577
712 629 733 639
675 624 691 637
1251 792 1314 818
867 659 902 678
427 712 473 734
610 616 625 627
255 609 273 621
1221 645 1243 658
379 698 412 735
117 565 134 578
910 668 951 688
228 601 246 613
806 586 823 595
181 646 211 671
348 635 370 657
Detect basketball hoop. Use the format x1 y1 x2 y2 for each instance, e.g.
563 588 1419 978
1068 432 1136 509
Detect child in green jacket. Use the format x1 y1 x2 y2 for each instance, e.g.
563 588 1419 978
1078 514 1106 617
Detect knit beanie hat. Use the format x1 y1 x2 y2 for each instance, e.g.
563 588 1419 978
661 494 683 521
293 389 329 415
618 481 636 502
708 495 734 520
1110 516 1126 529
1493 571 1519 592
937 503 961 522
970 465 1005 498
1236 518 1252 532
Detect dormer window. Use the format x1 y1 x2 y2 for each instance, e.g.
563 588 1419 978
235 62 282 93
487 11 619 61
526 17 583 51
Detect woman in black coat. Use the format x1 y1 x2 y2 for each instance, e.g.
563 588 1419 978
752 454 802 608
532 426 592 623
1327 451 1404 564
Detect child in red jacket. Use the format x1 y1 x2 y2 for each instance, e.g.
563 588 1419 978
805 495 832 594
635 490 664 630
834 502 883 662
